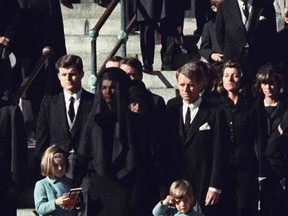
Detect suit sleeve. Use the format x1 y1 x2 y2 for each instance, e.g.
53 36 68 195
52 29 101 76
10 105 27 189
210 108 227 189
199 22 214 61
35 96 51 159
215 3 225 52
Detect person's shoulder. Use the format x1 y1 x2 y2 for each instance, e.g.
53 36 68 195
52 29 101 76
81 89 95 99
167 97 182 109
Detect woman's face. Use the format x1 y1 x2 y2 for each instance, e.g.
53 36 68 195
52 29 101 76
101 79 116 105
261 81 279 99
222 67 241 93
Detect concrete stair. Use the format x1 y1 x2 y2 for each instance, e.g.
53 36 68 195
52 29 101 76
61 2 200 102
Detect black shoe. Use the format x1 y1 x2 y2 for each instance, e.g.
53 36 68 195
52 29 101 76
143 65 153 73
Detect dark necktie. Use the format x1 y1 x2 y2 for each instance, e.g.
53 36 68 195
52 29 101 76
68 97 75 122
185 107 191 134
242 1 249 20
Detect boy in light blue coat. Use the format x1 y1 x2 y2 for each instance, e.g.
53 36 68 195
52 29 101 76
153 180 205 216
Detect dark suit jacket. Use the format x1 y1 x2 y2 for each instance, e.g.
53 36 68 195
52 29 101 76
199 19 222 63
164 97 226 210
35 89 94 159
0 100 27 215
215 0 276 70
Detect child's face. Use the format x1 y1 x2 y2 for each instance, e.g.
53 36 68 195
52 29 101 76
52 158 66 178
174 196 193 213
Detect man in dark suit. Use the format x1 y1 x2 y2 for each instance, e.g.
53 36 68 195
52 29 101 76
35 54 94 179
119 57 166 116
215 0 276 86
0 0 27 99
199 0 224 72
0 99 27 216
164 59 226 216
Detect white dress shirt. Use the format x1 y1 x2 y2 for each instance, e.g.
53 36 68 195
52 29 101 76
182 97 202 125
64 89 82 129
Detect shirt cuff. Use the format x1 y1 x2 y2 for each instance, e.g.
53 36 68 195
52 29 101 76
208 187 222 194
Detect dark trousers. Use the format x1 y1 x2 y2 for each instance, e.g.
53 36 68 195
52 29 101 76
194 0 215 32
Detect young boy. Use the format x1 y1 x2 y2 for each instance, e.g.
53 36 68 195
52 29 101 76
152 180 205 216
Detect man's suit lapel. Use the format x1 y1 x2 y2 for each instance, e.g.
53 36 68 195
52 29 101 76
184 103 210 147
70 90 91 136
247 4 263 33
53 93 70 136
231 0 247 32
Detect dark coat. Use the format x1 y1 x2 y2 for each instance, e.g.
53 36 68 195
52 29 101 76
136 0 166 22
74 110 157 216
215 0 276 71
251 98 287 178
0 100 27 216
164 97 226 215
35 89 94 158
216 95 258 216
199 19 223 63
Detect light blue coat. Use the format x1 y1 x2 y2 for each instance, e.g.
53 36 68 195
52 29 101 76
34 176 77 216
152 201 205 216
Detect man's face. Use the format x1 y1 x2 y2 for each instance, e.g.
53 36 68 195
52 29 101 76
58 67 83 94
120 64 142 81
177 73 202 104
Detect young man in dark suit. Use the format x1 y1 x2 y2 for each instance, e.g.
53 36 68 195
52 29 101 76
164 59 226 216
35 54 94 180
215 0 276 86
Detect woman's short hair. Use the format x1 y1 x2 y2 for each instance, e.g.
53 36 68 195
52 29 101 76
253 63 284 96
169 179 194 199
40 145 69 178
217 60 243 94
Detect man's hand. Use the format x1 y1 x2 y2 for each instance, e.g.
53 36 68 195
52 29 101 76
0 36 10 46
205 190 220 206
211 53 223 63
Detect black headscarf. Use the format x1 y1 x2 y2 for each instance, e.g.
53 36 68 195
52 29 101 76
80 67 135 179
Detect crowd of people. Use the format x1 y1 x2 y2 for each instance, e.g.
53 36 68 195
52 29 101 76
1 0 288 216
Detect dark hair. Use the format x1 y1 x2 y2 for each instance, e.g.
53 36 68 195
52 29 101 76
253 63 284 97
176 59 208 85
55 54 84 75
217 60 243 94
107 55 123 63
120 57 143 74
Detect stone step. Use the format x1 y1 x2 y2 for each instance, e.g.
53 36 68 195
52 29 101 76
61 2 199 103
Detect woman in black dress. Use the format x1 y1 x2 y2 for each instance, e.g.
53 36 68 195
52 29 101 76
73 67 158 216
252 63 287 216
216 61 258 216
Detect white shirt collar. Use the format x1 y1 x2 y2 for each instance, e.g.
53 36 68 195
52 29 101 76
182 97 202 110
63 88 82 103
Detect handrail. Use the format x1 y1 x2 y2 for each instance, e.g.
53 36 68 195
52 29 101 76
13 46 53 105
88 0 121 93
97 15 137 75
92 0 120 32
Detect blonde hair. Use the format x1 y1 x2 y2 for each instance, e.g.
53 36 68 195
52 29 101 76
40 145 69 178
169 180 194 199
